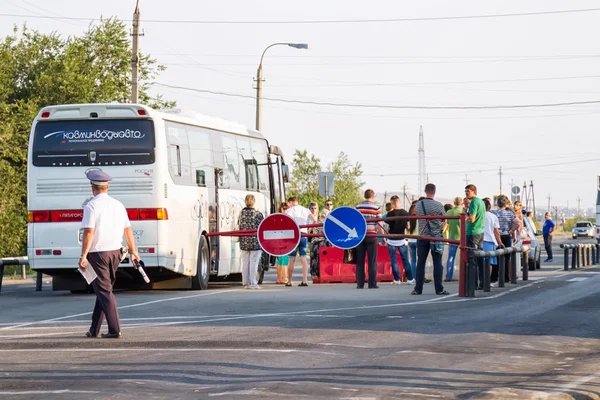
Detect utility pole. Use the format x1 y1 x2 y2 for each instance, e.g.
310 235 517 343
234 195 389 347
464 174 469 185
131 0 142 103
417 126 426 195
402 183 407 209
577 196 581 217
498 166 503 195
530 181 536 217
547 194 551 213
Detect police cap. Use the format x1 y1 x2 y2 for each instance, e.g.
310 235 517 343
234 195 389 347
85 169 112 186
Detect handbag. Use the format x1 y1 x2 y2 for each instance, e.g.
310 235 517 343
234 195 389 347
420 200 444 255
343 248 356 264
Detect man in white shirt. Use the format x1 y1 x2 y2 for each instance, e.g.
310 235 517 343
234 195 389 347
79 170 140 339
285 196 315 287
483 198 504 286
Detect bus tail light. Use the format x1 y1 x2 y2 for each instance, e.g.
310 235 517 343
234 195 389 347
35 249 51 256
138 247 155 254
53 250 62 255
28 211 50 223
126 209 140 220
139 208 168 220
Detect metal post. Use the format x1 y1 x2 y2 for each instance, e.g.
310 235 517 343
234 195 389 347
498 254 505 288
597 244 600 264
522 251 529 281
572 247 577 269
592 246 596 265
564 247 569 271
458 212 468 297
587 246 592 266
483 257 491 292
577 245 582 268
255 63 263 131
21 264 26 280
131 0 141 103
36 272 43 291
0 263 4 294
511 251 518 284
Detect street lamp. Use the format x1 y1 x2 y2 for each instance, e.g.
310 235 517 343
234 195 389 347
255 43 309 132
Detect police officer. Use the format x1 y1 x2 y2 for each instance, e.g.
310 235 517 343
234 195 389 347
79 170 140 339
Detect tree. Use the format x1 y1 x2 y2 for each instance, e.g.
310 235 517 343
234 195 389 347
288 150 363 208
0 20 174 258
326 152 364 207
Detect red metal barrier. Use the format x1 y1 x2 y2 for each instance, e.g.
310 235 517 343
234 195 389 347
313 244 403 284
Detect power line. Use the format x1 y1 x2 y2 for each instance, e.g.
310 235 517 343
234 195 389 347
152 82 600 110
1 7 600 24
363 158 600 177
8 6 600 25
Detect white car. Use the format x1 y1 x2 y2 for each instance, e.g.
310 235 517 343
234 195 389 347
522 217 542 270
572 221 595 239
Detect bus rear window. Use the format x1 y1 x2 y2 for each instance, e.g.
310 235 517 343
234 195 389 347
32 119 155 166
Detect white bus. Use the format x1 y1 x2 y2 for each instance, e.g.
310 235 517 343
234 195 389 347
27 103 288 292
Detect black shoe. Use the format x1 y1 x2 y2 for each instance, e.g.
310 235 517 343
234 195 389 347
357 285 364 289
101 332 123 339
424 278 432 283
369 285 379 289
547 259 553 262
85 331 97 338
298 282 308 287
477 286 484 290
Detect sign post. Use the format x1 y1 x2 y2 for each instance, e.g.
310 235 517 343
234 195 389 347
323 207 367 249
257 213 301 256
318 172 334 199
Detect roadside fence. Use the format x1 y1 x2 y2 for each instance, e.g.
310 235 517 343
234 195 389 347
559 243 598 271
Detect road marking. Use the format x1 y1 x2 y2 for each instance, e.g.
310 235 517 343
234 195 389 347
0 348 339 355
567 277 589 282
0 390 99 395
0 331 82 340
263 230 295 240
0 289 241 331
556 372 600 392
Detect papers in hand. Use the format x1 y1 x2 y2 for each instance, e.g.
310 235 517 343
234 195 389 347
78 260 98 285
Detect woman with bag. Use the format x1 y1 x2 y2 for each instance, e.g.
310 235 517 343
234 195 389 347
237 194 264 289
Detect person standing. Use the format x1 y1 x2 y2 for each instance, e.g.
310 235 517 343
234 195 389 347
407 201 419 283
285 197 311 286
542 212 556 262
492 195 516 282
276 202 290 284
386 195 414 285
412 184 449 295
464 184 486 290
444 197 463 282
238 194 265 289
80 170 139 339
356 189 382 289
483 198 504 284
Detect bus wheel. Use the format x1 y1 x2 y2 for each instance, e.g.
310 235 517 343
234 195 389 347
257 253 268 284
192 236 210 290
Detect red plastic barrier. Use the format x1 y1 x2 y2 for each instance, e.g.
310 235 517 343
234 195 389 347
313 244 405 284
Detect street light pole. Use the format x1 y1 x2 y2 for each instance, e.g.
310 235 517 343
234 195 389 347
255 42 308 132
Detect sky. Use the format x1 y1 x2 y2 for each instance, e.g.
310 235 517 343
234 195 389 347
2 0 600 214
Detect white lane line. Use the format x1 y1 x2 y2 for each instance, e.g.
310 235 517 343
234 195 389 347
0 348 338 355
0 331 82 340
567 277 589 282
0 390 99 395
0 289 241 331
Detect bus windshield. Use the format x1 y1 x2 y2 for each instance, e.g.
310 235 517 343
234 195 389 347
32 119 155 166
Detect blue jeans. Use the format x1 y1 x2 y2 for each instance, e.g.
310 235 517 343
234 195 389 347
414 240 444 294
408 241 417 282
387 244 414 281
446 245 458 281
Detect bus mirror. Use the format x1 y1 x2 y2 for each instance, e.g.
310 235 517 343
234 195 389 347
282 164 289 183
195 170 206 187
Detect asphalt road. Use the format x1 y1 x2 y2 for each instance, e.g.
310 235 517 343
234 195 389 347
0 237 599 400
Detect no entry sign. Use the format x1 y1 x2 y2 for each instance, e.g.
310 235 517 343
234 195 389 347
257 213 301 256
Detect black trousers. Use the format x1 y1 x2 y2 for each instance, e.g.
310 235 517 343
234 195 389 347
543 234 553 260
88 250 122 335
500 234 512 282
355 238 378 288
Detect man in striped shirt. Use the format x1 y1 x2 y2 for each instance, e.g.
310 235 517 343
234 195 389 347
355 189 382 289
413 183 449 295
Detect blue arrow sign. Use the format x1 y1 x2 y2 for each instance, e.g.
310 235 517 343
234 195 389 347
323 206 367 249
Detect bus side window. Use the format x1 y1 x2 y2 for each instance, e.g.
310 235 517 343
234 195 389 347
250 139 269 191
188 126 214 187
221 136 240 189
237 137 258 191
169 145 181 176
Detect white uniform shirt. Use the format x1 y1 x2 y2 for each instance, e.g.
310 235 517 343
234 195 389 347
483 211 499 246
81 193 131 252
286 205 311 233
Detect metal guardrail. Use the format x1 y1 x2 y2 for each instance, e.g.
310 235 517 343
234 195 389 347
559 243 598 271
466 246 524 297
0 257 30 294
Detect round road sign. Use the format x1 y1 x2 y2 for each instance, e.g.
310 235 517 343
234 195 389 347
323 206 367 249
257 213 301 256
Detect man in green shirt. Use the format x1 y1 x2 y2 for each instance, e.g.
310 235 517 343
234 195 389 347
444 197 463 281
465 184 486 290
